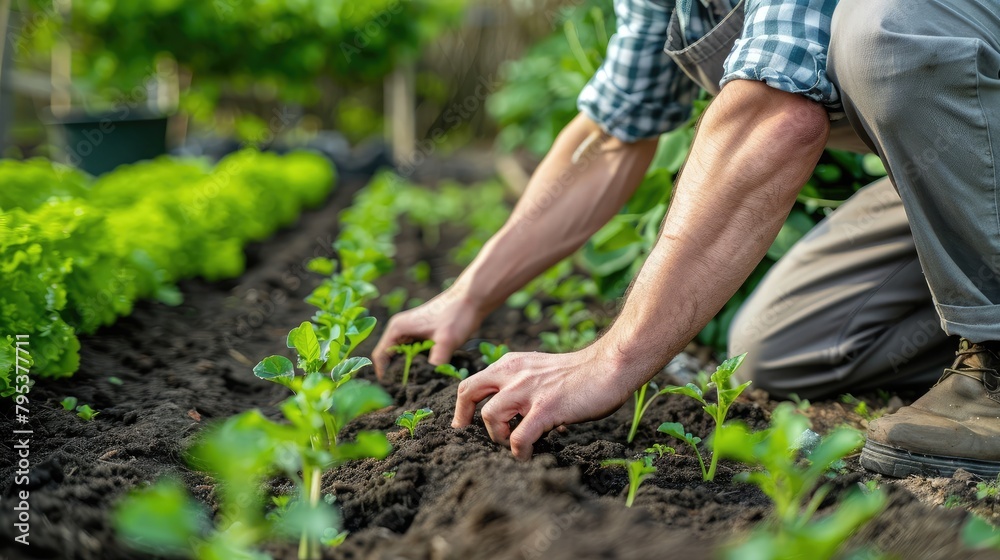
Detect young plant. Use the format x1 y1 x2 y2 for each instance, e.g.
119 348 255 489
627 380 659 444
658 422 706 476
539 301 597 353
651 353 750 481
644 443 675 459
977 474 1000 500
434 363 469 381
396 408 434 438
716 403 886 559
60 396 77 410
840 394 885 423
601 455 657 507
479 341 509 366
76 404 99 421
388 340 435 386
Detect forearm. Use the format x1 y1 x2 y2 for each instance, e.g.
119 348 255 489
596 81 830 396
452 113 658 313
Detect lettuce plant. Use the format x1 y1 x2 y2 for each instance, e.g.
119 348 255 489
396 408 434 438
478 342 509 366
601 456 657 508
434 364 469 381
388 340 435 386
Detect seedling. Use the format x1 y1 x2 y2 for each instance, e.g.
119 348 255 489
479 342 509 366
108 376 124 386
601 455 657 507
76 404 99 421
715 402 885 560
382 471 396 479
60 396 77 410
539 301 597 353
977 474 1000 500
644 444 675 459
658 422 706 477
627 380 659 444
840 394 885 423
396 408 434 438
434 363 469 381
389 340 435 386
379 287 408 316
964 515 1000 550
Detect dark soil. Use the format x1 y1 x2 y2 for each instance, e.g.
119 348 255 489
2 171 999 560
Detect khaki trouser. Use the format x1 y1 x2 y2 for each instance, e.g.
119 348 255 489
667 0 1000 398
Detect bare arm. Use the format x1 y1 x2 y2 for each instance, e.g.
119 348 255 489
453 81 831 459
373 114 658 375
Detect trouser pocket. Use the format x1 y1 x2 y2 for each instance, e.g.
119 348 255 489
664 0 744 95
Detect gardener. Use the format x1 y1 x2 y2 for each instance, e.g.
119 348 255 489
374 0 1000 477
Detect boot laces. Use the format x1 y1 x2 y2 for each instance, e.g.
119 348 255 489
938 339 1000 387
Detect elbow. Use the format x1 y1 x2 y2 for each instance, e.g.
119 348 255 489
715 80 831 159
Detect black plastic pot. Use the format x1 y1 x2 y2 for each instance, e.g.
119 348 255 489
47 109 170 176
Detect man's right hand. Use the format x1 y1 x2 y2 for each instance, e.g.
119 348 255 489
372 287 486 380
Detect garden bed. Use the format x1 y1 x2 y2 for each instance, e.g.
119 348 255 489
2 172 999 560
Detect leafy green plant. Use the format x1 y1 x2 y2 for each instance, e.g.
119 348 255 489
434 364 469 381
388 340 435 386
539 301 598 353
379 287 409 316
715 403 886 559
977 475 1000 500
963 515 1000 549
601 455 657 508
644 444 675 459
396 408 434 438
840 394 886 423
60 396 77 410
76 404 99 421
479 342 509 366
650 354 750 481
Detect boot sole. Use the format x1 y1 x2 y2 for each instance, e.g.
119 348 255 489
861 440 1000 479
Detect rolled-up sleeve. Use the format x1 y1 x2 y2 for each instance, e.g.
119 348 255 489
720 0 842 117
577 0 700 142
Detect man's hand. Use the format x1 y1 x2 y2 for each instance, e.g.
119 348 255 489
373 288 485 379
451 345 630 461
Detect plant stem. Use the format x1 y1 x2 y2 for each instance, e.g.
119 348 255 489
694 445 707 481
627 385 646 444
402 354 413 386
625 483 638 508
298 466 323 560
706 450 719 482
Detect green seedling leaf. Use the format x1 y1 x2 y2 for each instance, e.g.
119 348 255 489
60 396 78 410
330 356 372 383
113 478 207 556
658 422 701 446
108 376 124 386
307 257 336 275
396 408 434 438
645 444 675 458
332 430 393 462
435 363 469 380
964 515 1000 549
254 355 295 383
288 321 322 366
76 404 99 421
479 342 509 365
601 455 657 507
328 381 393 436
660 383 706 404
389 340 435 386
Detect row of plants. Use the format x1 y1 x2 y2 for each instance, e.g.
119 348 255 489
0 150 335 396
487 0 888 352
603 356 887 559
112 171 506 559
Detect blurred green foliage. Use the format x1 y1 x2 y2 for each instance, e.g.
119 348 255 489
489 0 888 353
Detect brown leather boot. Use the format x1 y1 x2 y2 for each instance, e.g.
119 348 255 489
861 338 1000 478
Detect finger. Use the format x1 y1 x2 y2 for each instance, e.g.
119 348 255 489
372 322 401 381
510 410 552 462
452 371 502 428
480 397 517 445
428 339 455 367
